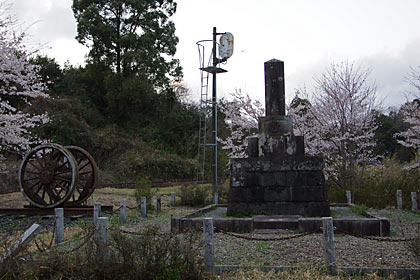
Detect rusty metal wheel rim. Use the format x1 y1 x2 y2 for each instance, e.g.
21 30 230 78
18 144 78 208
64 146 98 206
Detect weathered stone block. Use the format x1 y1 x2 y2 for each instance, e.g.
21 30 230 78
298 218 322 233
259 173 276 187
285 172 297 186
248 137 259 158
306 171 325 186
227 201 331 217
294 171 308 186
260 116 293 136
248 187 266 202
379 218 390 237
227 187 248 202
334 219 380 236
226 203 251 217
263 186 290 201
245 173 259 186
274 172 286 186
290 186 327 202
213 218 253 233
253 216 300 229
230 171 245 187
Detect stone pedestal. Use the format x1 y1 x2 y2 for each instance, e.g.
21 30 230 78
227 145 330 217
227 59 330 217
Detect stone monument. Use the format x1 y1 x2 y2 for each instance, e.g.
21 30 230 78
227 59 330 217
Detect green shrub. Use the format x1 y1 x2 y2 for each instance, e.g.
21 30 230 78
119 150 196 181
178 184 209 206
350 204 368 217
133 177 156 209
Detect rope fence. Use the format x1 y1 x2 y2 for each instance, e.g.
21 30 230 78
216 228 420 243
218 229 320 241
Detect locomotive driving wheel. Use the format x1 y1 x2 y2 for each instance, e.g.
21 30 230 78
19 144 78 208
64 146 98 207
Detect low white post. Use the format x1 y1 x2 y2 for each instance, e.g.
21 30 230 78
97 217 109 262
141 197 147 217
156 194 161 212
411 192 417 212
203 218 215 273
171 193 175 206
94 203 101 224
397 190 403 210
54 208 64 244
1 223 41 263
214 192 219 205
322 217 337 276
346 190 352 205
120 200 127 223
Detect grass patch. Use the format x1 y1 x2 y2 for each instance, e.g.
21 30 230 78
0 225 205 280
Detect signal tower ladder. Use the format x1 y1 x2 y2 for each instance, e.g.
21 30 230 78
196 41 215 184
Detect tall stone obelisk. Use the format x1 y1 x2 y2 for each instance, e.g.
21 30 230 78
227 59 330 217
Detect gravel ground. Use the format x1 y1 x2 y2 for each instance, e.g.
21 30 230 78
198 207 420 268
1 207 419 269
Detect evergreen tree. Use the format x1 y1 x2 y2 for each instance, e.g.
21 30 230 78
72 0 182 90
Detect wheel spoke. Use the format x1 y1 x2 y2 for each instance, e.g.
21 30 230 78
34 183 43 194
55 161 71 172
41 186 47 200
79 162 91 170
45 185 60 202
28 181 41 190
54 176 72 182
23 177 40 182
27 161 42 171
42 148 47 168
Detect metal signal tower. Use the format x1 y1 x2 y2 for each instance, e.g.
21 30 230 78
196 27 233 191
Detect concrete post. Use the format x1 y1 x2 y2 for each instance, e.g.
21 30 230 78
141 197 147 217
411 192 417 212
97 217 109 262
203 218 215 273
397 190 403 210
346 190 352 205
54 208 64 244
1 223 41 262
156 194 161 212
171 193 176 206
322 217 337 275
214 192 219 205
93 203 101 225
120 200 127 223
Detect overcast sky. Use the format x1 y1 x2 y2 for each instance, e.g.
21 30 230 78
10 0 420 109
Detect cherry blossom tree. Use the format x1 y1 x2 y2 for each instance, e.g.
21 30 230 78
218 89 264 158
294 61 379 194
395 66 420 169
0 3 49 169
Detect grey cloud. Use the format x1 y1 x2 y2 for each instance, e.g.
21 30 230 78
11 1 77 45
286 38 420 109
